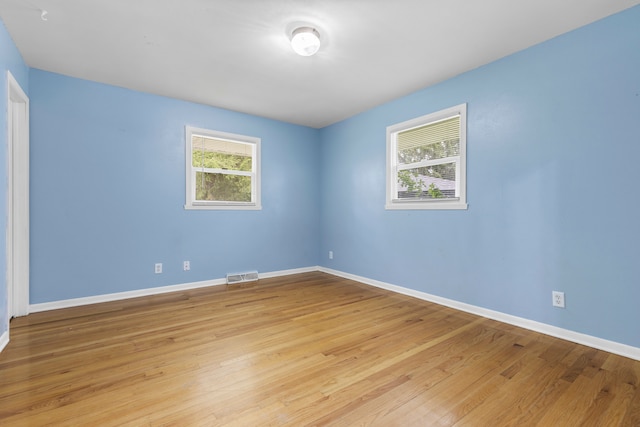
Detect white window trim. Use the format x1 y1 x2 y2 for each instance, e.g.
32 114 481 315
385 103 468 210
185 126 261 210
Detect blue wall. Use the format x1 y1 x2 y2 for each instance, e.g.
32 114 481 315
320 6 640 348
29 70 321 303
0 20 28 339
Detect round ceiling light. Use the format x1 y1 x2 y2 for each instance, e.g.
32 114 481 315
291 27 321 57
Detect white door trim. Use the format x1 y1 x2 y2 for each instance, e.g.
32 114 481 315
6 71 29 319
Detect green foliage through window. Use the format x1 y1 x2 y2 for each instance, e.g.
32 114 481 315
192 148 252 171
195 172 251 202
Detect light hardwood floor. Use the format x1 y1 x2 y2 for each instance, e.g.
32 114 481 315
1 272 639 426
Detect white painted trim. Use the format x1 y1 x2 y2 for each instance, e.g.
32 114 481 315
258 266 318 279
0 330 8 353
385 200 468 210
30 278 226 313
29 266 320 313
318 267 640 361
184 204 262 211
6 71 29 318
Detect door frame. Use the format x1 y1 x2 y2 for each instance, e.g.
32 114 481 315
6 70 29 320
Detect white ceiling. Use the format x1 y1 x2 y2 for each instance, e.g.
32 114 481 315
0 0 638 128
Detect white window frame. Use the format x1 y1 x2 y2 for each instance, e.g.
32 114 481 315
185 126 261 210
386 103 468 210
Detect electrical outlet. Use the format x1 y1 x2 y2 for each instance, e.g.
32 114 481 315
155 263 162 274
552 291 565 308
183 261 190 271
329 250 333 260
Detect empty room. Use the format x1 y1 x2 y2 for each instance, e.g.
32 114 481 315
1 1 639 425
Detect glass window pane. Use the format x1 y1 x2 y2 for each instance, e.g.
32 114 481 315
398 137 459 164
192 136 253 171
195 172 252 202
396 162 456 199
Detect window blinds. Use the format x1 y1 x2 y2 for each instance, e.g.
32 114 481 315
397 115 460 152
192 135 253 157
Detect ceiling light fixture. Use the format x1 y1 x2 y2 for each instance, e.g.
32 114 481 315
290 27 321 57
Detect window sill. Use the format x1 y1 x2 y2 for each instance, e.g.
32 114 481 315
185 203 262 211
385 199 468 210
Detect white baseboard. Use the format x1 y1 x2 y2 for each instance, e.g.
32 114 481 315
0 330 9 353
319 267 640 362
29 266 320 314
30 278 226 313
259 266 318 279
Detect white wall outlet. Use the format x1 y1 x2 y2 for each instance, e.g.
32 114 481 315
155 263 162 274
552 291 565 308
183 261 190 271
329 250 333 260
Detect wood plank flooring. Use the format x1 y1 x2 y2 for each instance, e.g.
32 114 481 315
1 271 639 426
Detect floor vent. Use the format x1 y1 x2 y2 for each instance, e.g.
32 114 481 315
226 271 259 285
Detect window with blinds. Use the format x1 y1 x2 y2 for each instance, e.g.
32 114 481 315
386 104 467 210
185 126 261 210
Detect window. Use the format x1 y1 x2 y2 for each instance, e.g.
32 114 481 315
386 104 467 210
185 126 261 210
